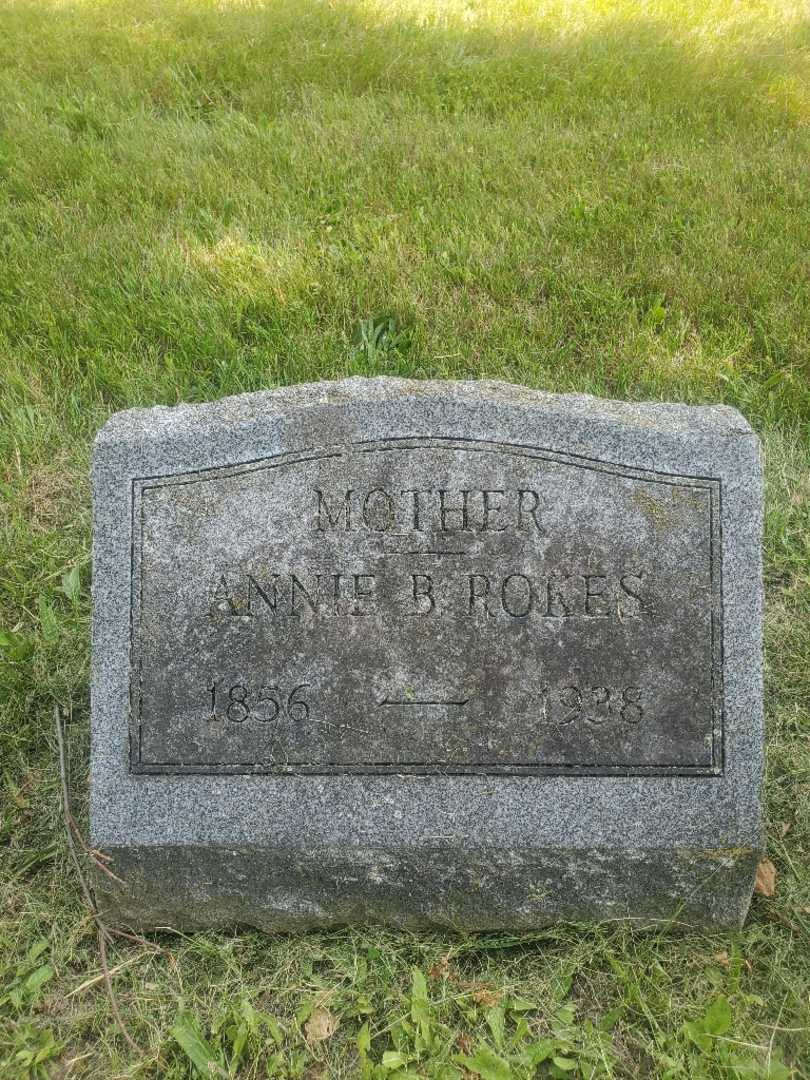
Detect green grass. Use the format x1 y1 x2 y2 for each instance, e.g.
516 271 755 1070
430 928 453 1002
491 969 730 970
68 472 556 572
1 0 809 1075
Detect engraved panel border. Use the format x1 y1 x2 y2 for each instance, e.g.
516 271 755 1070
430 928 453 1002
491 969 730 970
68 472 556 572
129 437 724 777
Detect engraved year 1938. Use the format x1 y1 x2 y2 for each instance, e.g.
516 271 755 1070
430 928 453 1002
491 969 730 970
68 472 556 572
541 685 644 726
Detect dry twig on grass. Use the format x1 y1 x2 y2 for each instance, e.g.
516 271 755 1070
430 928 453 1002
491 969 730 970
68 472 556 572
54 702 146 1054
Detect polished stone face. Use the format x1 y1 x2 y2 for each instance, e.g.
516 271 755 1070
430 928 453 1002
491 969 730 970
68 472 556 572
91 378 763 930
132 440 722 776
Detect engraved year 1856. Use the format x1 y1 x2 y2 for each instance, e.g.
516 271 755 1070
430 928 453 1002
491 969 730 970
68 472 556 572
207 679 311 724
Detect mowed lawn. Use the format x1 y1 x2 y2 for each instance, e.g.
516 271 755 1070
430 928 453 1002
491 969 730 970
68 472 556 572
1 0 809 1076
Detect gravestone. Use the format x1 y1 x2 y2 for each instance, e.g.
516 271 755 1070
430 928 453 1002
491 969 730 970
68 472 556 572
91 378 763 929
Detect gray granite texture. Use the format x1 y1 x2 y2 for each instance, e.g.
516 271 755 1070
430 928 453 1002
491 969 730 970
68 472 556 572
91 378 764 930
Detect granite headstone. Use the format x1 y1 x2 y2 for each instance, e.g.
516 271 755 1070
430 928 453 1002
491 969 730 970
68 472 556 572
91 378 763 929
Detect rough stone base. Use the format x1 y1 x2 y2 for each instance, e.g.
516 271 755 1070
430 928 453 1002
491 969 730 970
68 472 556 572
94 844 759 932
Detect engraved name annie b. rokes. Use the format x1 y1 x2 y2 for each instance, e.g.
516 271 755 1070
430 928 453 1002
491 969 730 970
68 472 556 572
131 438 722 775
